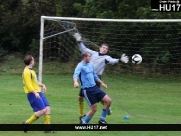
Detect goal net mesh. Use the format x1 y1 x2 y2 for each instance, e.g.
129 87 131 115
41 17 181 123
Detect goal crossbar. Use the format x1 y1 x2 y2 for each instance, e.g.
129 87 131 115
41 16 181 22
39 16 181 83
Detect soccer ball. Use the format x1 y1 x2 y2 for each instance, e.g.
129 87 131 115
132 54 142 64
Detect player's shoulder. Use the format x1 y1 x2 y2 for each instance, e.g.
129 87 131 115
105 55 112 59
23 68 31 78
24 67 35 74
79 61 84 65
89 61 94 65
23 67 29 73
89 62 95 67
92 51 99 55
77 62 84 68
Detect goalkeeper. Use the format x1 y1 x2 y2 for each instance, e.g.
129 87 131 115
73 33 129 123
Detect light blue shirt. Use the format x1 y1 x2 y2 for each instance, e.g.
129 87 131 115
73 61 99 89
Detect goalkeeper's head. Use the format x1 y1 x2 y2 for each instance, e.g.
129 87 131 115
99 43 109 54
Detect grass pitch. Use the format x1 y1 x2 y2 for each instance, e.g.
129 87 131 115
0 73 180 136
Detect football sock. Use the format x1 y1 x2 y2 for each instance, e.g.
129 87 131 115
44 114 51 130
26 114 39 124
79 100 84 116
44 114 51 124
100 109 108 121
82 116 92 124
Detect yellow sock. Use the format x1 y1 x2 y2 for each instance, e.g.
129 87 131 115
44 114 50 124
26 114 39 124
79 100 84 116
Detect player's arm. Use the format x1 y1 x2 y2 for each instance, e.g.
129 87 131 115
93 66 107 89
73 78 79 88
38 82 46 93
73 32 95 54
106 54 129 65
77 42 95 55
96 78 107 89
73 64 82 88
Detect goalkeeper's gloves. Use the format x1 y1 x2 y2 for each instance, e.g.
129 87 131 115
119 53 129 63
73 33 82 42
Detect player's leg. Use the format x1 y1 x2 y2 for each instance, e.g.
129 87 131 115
23 107 46 133
94 86 111 124
96 75 112 115
99 95 112 124
81 88 97 124
82 104 97 124
79 89 85 123
39 92 51 124
40 92 55 133
25 93 47 124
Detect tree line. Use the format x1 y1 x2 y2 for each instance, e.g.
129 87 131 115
0 0 181 75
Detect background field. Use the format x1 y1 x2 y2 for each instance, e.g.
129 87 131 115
0 56 181 136
1 0 181 135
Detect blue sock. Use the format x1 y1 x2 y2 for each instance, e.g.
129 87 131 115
100 109 108 121
82 116 92 124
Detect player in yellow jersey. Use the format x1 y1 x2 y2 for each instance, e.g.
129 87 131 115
22 55 55 133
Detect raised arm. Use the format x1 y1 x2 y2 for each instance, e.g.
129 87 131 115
77 42 95 54
73 32 95 55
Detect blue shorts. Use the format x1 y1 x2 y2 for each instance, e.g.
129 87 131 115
83 86 106 106
27 92 49 112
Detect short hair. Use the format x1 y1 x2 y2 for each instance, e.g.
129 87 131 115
100 43 109 48
81 52 90 59
24 55 33 65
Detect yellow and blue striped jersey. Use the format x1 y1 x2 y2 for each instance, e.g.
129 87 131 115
22 67 40 93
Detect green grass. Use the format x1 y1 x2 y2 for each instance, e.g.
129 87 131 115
0 74 181 136
0 56 181 135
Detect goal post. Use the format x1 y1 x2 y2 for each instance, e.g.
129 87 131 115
39 16 181 83
39 16 44 84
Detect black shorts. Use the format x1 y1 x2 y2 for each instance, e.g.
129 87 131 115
83 86 106 106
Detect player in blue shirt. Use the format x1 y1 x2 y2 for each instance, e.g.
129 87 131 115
73 32 129 123
73 52 112 124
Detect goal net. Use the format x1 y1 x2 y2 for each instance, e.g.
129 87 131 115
39 16 181 123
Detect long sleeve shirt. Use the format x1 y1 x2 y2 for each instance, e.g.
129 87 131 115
78 42 119 75
22 67 40 93
73 61 99 89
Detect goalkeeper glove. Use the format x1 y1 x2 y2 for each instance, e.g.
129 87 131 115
119 54 129 63
73 33 82 42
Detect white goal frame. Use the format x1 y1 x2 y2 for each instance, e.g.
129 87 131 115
39 16 181 83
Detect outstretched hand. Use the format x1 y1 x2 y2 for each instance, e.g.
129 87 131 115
120 54 129 63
